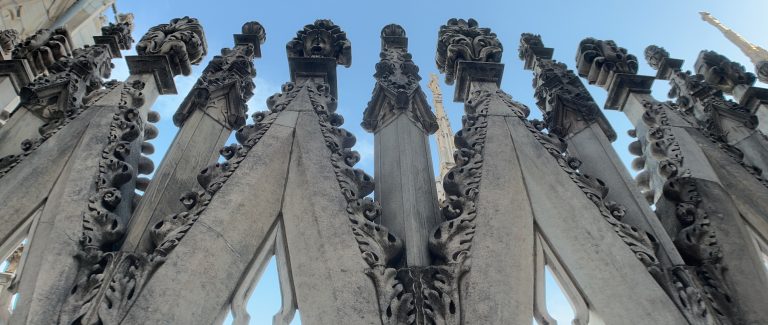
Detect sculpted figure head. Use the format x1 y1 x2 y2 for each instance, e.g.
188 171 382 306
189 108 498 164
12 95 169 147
286 19 351 67
644 45 670 71
0 29 19 55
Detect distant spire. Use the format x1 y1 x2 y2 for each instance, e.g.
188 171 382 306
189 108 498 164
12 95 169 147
428 73 456 203
700 11 768 65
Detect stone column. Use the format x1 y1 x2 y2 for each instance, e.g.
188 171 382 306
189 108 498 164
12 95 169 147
122 21 265 254
576 38 768 324
361 24 440 266
519 34 702 322
433 19 686 325
6 17 205 324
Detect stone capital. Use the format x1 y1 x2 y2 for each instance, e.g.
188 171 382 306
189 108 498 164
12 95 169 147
575 38 638 89
436 18 503 88
94 19 135 58
126 55 177 94
129 16 208 95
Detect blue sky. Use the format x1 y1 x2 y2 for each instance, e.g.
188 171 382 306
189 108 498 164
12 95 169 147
106 1 768 323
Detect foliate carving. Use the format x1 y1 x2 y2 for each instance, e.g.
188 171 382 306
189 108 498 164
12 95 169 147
0 29 19 57
362 24 437 134
60 81 290 324
136 16 207 76
286 19 351 66
694 50 755 94
520 97 663 278
150 84 293 258
173 22 264 128
576 38 638 87
12 27 73 76
435 18 502 84
58 80 148 325
634 100 736 324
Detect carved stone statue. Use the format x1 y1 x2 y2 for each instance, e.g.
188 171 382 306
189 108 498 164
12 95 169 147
286 19 351 66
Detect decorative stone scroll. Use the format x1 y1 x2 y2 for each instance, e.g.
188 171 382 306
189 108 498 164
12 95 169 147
58 80 147 325
693 50 755 94
136 16 207 76
576 38 638 87
11 28 74 77
435 18 502 86
632 100 736 324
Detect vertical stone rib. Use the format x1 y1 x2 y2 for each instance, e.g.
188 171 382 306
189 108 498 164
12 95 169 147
362 24 440 266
